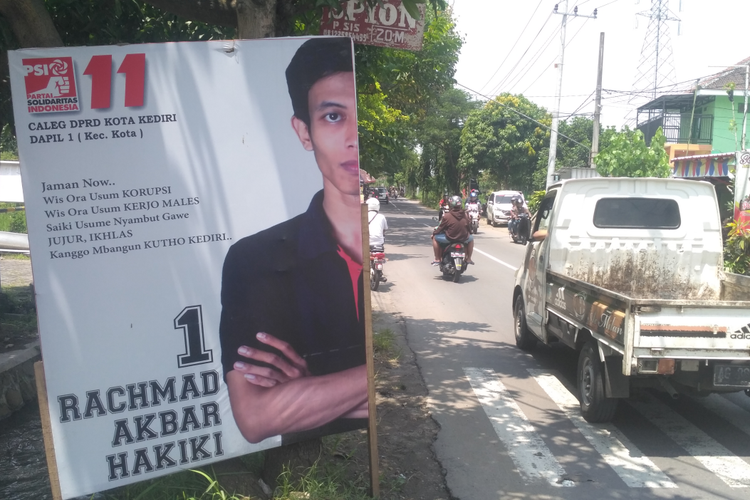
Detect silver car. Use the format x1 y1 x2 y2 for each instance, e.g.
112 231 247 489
486 190 523 226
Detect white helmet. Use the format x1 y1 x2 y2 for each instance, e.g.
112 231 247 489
366 197 380 212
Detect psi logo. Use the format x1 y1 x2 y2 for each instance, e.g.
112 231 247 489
22 57 79 114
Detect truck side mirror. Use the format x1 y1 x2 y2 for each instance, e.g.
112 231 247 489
531 230 547 242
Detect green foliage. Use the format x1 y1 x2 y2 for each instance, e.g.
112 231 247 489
526 190 546 215
724 219 750 275
595 126 671 178
406 88 477 198
355 8 463 180
44 0 235 46
458 93 551 193
1 124 18 160
0 204 27 233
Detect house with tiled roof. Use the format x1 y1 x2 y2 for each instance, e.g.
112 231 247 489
635 59 750 218
637 56 750 159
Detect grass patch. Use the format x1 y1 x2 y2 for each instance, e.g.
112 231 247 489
0 203 27 233
99 467 256 500
372 328 398 359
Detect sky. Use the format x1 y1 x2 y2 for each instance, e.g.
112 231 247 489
449 0 750 128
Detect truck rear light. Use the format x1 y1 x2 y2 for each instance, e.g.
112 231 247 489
638 359 675 374
657 359 675 375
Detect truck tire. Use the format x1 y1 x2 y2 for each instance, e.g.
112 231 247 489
578 340 618 423
513 295 536 351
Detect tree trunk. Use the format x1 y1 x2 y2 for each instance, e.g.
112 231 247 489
236 0 276 39
0 0 62 48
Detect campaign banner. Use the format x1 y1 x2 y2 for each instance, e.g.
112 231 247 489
320 0 425 51
735 150 750 231
9 37 368 499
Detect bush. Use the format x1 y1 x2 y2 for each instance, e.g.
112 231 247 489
724 219 750 275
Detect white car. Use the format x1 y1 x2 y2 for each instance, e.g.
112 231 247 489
486 190 523 226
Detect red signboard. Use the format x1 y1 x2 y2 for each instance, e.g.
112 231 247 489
320 0 425 51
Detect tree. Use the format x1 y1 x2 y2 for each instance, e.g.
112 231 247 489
595 126 671 178
458 93 550 194
408 88 477 200
355 7 462 179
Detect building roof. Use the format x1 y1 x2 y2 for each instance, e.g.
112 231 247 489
696 55 750 91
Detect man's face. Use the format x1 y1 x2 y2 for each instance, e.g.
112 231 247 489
292 72 359 197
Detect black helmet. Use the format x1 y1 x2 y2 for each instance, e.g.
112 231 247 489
448 195 462 208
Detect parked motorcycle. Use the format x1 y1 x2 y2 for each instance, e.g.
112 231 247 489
510 213 531 245
369 245 386 291
438 241 466 282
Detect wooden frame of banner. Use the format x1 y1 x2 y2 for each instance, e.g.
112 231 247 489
361 203 380 497
34 361 63 500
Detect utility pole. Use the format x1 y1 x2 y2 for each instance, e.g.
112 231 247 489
546 2 598 189
591 32 605 170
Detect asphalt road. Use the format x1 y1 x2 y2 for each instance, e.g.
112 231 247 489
373 197 750 500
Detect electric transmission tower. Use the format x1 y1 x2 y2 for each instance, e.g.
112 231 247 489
626 0 681 124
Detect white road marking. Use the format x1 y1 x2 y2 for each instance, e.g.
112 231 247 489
463 367 573 487
692 394 750 437
629 392 750 488
528 369 677 488
474 247 516 270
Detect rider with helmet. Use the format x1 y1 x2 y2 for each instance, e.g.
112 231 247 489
432 195 475 265
367 197 388 249
465 189 481 218
508 195 529 235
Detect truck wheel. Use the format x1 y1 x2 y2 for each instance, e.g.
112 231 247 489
578 341 618 423
513 295 536 351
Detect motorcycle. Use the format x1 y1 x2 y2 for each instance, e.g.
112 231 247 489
438 204 450 222
439 241 466 282
510 213 531 245
467 208 480 234
369 245 386 291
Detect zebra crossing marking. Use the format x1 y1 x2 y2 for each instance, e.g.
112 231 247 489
463 367 573 487
528 369 677 488
628 392 750 488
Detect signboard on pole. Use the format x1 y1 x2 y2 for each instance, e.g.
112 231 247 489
9 37 370 499
320 0 425 51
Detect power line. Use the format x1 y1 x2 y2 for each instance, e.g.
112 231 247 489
517 16 590 95
455 82 591 152
503 25 562 94
479 0 546 93
492 11 555 95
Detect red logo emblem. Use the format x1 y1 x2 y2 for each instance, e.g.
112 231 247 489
22 57 79 114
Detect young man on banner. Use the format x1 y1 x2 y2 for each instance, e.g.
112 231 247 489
219 38 368 444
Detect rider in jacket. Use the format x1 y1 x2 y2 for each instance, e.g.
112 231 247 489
432 195 475 265
508 196 530 236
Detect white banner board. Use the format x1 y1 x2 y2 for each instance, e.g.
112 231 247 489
9 37 367 499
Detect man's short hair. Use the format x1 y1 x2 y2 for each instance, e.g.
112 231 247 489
286 37 354 127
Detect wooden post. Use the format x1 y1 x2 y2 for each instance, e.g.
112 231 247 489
361 203 380 497
34 361 63 500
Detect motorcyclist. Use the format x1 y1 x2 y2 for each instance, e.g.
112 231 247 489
508 196 530 235
465 190 481 221
367 197 388 249
437 192 450 221
367 197 388 281
432 195 475 265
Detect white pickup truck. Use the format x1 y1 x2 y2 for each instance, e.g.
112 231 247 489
512 177 750 422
